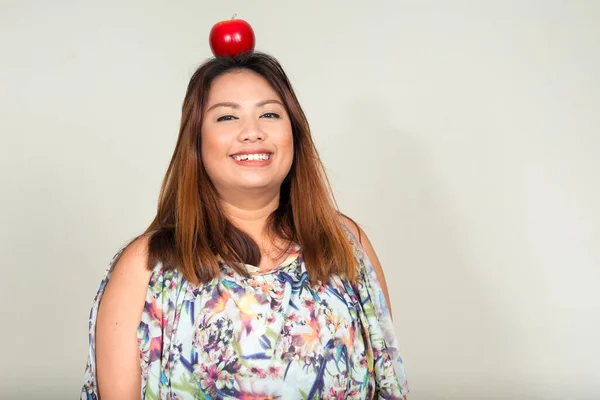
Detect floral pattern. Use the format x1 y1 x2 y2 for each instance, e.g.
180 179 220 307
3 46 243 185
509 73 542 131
81 226 408 399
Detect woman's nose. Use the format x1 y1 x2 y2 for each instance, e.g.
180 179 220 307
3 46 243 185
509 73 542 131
238 119 265 142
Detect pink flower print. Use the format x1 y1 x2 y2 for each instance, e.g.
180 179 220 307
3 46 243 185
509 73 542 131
328 387 346 400
238 394 281 400
303 298 315 312
267 365 280 378
249 365 267 379
164 278 177 291
359 357 368 368
199 362 231 395
373 347 383 360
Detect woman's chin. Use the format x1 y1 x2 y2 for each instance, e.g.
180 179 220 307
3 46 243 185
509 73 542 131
235 179 276 192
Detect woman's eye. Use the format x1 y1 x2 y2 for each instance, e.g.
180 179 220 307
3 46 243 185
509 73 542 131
260 112 280 119
217 115 237 122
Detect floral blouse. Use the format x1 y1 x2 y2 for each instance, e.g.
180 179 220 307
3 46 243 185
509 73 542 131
81 227 409 399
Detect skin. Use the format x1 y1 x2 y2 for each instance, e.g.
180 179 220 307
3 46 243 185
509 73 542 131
95 69 401 399
95 236 151 399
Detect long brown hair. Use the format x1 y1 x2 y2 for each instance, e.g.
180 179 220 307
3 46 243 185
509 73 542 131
143 51 358 284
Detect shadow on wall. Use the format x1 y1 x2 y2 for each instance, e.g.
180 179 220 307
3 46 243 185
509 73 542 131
332 100 526 399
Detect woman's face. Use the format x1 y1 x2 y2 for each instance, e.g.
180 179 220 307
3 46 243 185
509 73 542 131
201 69 294 199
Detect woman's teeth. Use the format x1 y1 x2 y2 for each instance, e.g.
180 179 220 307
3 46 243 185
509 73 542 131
233 153 271 161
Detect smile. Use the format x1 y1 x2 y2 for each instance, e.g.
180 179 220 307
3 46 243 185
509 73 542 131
231 153 271 161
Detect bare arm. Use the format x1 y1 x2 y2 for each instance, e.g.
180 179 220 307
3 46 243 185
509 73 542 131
340 216 393 319
95 236 153 399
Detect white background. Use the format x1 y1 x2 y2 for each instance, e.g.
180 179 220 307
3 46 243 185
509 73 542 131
1 1 599 399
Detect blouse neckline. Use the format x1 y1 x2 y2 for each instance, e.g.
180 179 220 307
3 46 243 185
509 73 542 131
222 243 302 276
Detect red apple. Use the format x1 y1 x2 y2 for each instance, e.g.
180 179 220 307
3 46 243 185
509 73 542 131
209 15 255 57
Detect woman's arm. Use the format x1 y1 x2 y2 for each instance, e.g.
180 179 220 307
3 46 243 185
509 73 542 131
340 216 393 318
95 236 153 399
341 217 407 399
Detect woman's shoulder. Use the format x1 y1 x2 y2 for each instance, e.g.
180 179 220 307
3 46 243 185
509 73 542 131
97 234 154 312
111 234 153 276
338 213 364 249
338 214 381 263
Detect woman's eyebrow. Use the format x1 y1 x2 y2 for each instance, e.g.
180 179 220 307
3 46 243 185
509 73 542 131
256 99 284 107
206 99 284 112
206 102 240 112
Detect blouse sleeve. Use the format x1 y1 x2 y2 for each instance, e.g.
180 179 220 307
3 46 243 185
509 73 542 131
343 224 410 398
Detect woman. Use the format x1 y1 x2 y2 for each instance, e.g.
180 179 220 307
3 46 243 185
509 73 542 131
81 52 409 399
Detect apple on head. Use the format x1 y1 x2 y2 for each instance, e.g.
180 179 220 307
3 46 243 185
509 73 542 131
209 14 255 57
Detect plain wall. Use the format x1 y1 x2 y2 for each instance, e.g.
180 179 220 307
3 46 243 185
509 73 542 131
1 1 599 399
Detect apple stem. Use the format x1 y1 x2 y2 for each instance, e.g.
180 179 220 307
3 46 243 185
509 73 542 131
231 13 237 20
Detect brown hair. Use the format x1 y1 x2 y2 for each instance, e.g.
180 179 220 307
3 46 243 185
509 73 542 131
143 51 358 284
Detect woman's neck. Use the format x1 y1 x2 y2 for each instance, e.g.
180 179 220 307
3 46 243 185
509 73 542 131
219 192 295 270
219 193 280 247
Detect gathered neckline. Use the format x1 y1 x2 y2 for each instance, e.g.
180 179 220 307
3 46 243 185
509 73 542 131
221 243 302 276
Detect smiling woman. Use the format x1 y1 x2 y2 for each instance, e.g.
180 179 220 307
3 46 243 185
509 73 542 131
81 52 409 399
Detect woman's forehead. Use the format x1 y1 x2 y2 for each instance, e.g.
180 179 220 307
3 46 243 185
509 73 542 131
207 70 281 104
